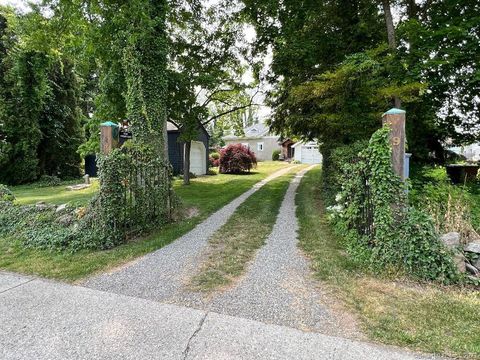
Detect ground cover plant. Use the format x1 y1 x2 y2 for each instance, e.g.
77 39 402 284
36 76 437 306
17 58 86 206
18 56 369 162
0 162 289 281
297 167 480 359
190 166 303 291
328 127 458 283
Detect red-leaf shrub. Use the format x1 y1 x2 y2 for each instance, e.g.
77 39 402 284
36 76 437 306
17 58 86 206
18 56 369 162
219 144 257 174
209 156 220 167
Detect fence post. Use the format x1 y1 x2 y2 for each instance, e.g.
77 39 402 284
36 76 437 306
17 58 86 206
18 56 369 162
100 121 119 155
382 108 406 181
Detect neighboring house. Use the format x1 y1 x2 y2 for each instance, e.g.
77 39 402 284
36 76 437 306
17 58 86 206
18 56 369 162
222 123 283 161
449 143 480 162
85 121 209 177
292 141 323 164
280 139 295 160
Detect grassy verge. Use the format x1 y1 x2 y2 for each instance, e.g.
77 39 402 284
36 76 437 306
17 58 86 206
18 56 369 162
0 161 290 282
297 167 480 359
190 167 301 291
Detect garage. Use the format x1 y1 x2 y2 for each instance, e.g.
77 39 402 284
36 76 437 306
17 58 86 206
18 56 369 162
189 141 207 175
292 141 322 164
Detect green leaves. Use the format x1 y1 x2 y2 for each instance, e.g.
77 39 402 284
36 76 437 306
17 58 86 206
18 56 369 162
330 126 459 283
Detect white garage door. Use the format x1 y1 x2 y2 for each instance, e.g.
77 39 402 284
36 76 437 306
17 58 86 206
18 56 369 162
189 141 206 175
301 145 322 164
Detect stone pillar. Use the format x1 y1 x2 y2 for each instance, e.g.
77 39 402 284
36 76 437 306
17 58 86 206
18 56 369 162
382 108 406 180
100 121 119 155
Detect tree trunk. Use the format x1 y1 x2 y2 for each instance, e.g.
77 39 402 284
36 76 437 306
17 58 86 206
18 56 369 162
382 0 396 49
382 0 401 108
183 140 191 185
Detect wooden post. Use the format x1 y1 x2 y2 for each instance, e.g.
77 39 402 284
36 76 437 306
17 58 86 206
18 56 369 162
100 121 119 155
382 108 406 180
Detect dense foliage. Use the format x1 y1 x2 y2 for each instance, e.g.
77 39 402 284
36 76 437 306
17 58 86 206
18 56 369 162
94 145 174 247
330 126 458 282
0 200 103 251
272 149 281 161
209 152 220 168
0 9 83 185
242 0 479 162
219 144 257 174
0 184 14 201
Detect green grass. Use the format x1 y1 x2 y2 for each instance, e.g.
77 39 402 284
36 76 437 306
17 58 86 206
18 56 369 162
297 167 480 359
0 161 290 282
12 180 100 206
189 167 302 291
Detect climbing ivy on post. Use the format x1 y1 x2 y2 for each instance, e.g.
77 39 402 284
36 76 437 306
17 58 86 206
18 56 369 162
330 126 458 283
93 0 173 246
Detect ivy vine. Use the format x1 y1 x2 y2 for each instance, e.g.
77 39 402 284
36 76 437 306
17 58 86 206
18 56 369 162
330 126 459 283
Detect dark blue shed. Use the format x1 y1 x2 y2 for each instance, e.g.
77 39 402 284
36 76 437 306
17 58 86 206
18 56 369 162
84 121 209 177
167 121 210 176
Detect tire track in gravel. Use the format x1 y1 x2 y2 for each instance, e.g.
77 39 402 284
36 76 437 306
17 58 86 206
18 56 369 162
198 165 361 338
83 165 297 302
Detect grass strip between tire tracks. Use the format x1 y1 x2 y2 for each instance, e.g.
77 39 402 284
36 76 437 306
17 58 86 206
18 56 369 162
190 167 303 292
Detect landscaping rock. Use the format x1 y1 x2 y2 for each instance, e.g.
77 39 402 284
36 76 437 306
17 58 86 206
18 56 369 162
66 184 91 191
453 253 466 273
35 201 49 211
56 214 74 226
440 232 461 249
473 257 480 270
465 263 480 276
55 204 67 214
464 240 480 254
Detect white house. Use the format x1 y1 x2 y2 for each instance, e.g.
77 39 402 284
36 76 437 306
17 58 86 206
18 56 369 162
292 141 323 164
449 143 480 162
223 123 283 161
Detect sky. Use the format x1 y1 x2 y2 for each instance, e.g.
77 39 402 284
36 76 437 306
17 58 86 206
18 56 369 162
0 0 32 13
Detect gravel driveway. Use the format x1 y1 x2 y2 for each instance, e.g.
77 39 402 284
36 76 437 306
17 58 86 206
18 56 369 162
205 165 356 337
84 165 296 302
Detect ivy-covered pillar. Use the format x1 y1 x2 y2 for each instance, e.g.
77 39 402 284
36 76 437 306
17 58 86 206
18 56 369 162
100 121 119 155
382 108 406 181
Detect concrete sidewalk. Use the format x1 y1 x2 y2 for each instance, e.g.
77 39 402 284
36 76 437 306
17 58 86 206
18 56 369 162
0 272 440 360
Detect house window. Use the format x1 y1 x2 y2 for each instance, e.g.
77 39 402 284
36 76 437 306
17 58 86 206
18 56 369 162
257 142 264 151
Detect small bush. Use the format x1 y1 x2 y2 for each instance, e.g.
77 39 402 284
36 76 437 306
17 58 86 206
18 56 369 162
0 184 15 202
272 149 281 161
38 175 62 187
219 144 257 174
209 156 220 168
209 151 221 167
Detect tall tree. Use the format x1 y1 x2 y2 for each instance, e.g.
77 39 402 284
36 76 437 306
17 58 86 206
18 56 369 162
167 0 253 184
0 6 85 184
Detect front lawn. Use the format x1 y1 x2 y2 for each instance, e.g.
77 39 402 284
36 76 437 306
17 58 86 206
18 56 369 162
0 161 290 282
297 168 480 359
12 180 100 206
